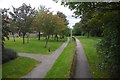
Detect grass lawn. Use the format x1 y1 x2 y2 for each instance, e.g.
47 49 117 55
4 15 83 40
77 36 110 78
5 37 66 54
45 39 75 78
2 56 39 78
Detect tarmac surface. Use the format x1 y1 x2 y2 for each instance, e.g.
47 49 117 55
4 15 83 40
74 38 92 78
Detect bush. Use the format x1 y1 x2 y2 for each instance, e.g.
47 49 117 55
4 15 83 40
97 26 120 78
2 48 17 64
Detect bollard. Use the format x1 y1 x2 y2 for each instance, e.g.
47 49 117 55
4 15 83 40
48 46 50 52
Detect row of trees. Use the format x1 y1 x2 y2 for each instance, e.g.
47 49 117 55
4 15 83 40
1 3 70 48
62 2 120 78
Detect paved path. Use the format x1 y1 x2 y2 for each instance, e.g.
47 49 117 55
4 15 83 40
18 53 48 62
18 38 70 78
74 38 92 78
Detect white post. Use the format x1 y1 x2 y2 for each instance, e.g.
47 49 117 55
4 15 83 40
71 29 72 41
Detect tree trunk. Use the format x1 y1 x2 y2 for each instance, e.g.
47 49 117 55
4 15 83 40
55 34 58 41
38 32 40 40
52 34 53 38
60 35 62 39
12 32 15 42
56 34 58 41
44 35 50 48
87 31 90 38
62 35 64 39
54 35 56 40
23 33 25 44
27 35 29 43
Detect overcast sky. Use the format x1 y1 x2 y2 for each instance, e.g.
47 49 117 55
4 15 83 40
0 0 80 28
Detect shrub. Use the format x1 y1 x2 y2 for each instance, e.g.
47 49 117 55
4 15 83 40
97 26 120 78
2 48 17 64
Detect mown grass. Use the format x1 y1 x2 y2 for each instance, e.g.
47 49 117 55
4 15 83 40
77 36 110 78
5 37 66 54
2 56 39 78
45 39 75 78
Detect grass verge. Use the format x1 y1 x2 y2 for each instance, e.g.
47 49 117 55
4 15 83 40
2 56 39 78
45 39 75 78
77 36 109 78
5 37 66 54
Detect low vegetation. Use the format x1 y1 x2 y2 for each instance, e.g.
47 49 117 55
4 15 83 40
2 56 39 78
5 37 67 54
45 39 75 78
2 48 17 64
77 36 110 78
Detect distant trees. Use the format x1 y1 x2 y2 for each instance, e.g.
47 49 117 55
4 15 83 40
71 3 103 37
62 2 120 78
72 22 81 36
9 3 35 44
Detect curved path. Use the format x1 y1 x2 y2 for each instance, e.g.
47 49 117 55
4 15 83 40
18 38 70 78
74 38 92 78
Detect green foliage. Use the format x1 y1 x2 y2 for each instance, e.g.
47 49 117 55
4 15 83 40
9 3 35 44
33 11 66 47
72 22 81 36
97 12 120 77
1 8 10 48
2 56 38 78
32 5 49 32
9 19 18 33
45 39 75 78
57 11 69 26
2 48 17 64
9 3 35 34
62 2 120 78
33 11 65 35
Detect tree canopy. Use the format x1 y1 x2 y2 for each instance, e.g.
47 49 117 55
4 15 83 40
9 3 35 44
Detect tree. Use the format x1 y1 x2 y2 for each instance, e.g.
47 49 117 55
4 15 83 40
57 11 68 26
41 12 56 47
9 19 18 42
33 11 65 48
1 8 10 49
9 3 35 44
32 5 49 41
56 11 69 39
72 22 81 36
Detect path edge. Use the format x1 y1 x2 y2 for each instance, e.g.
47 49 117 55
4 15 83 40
69 37 77 78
